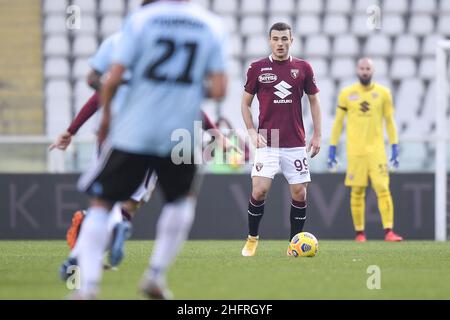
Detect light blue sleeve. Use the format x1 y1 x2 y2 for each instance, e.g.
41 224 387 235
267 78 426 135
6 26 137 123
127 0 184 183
89 36 114 74
112 15 140 69
205 27 227 73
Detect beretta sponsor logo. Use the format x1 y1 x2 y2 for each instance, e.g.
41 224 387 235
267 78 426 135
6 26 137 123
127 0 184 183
258 73 278 83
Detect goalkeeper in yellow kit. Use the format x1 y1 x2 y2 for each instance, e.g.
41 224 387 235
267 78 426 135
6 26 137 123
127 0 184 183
328 58 403 242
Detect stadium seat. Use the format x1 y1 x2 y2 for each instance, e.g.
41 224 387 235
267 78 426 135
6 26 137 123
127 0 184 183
372 58 388 77
323 15 349 35
46 97 71 136
74 80 95 107
364 34 391 56
268 0 296 14
440 0 450 12
315 77 335 113
393 35 420 56
227 34 243 57
331 58 355 79
295 15 321 35
73 58 91 79
212 0 238 14
220 79 246 131
355 0 380 12
227 58 243 79
418 58 436 80
241 0 265 14
337 77 357 90
45 58 70 78
375 77 392 89
326 0 352 13
43 0 68 14
382 0 408 13
77 15 97 34
44 14 67 34
244 34 270 57
333 35 360 56
240 16 266 36
99 15 123 37
298 0 324 14
128 0 142 11
222 15 238 34
437 15 450 35
99 0 125 14
267 15 294 31
398 79 425 99
46 79 71 100
411 0 436 13
409 15 435 35
72 35 97 57
422 34 441 56
382 14 405 35
297 0 324 13
44 35 70 56
304 35 330 57
307 58 328 78
290 37 302 56
390 58 417 79
350 15 375 36
72 0 97 14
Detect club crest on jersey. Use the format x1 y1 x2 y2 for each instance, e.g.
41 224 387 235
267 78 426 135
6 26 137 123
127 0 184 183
255 162 264 172
258 73 277 84
290 69 299 79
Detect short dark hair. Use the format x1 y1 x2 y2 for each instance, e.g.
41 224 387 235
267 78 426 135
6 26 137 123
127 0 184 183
269 22 292 38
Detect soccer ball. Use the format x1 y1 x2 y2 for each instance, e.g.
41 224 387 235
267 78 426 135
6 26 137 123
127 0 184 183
289 232 318 257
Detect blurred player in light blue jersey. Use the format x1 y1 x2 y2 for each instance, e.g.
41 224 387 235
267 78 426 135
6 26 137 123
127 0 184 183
108 2 227 156
53 31 159 277
74 0 227 299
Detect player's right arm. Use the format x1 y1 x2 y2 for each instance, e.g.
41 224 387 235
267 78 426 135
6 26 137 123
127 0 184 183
49 92 100 151
241 91 266 148
242 64 266 148
328 89 348 170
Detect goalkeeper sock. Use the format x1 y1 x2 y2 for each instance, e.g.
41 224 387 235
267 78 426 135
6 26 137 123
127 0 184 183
77 206 109 297
248 196 265 237
148 196 195 282
290 200 307 241
376 190 394 230
351 187 366 232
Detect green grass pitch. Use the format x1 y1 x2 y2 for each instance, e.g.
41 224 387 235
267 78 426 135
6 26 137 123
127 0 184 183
1 240 450 299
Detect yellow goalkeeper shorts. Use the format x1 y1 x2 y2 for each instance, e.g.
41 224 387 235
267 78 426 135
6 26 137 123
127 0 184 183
345 154 390 188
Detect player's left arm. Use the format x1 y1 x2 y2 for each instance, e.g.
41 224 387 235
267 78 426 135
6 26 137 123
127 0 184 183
383 89 399 168
307 93 322 158
98 64 125 144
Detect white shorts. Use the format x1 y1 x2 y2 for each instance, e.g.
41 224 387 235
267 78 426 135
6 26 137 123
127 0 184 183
91 142 157 203
251 147 311 185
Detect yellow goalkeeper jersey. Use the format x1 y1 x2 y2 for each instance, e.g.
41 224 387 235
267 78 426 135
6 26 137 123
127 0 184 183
330 82 398 157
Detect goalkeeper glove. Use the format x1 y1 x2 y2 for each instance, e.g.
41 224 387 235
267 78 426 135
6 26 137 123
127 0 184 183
327 145 338 171
389 144 399 170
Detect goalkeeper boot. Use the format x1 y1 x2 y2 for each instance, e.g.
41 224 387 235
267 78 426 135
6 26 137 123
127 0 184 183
241 235 259 257
109 220 132 267
385 229 403 242
59 257 78 281
355 231 367 242
140 274 173 300
66 210 86 249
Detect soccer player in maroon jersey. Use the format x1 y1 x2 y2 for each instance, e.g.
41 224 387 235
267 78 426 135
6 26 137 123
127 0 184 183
241 22 322 256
